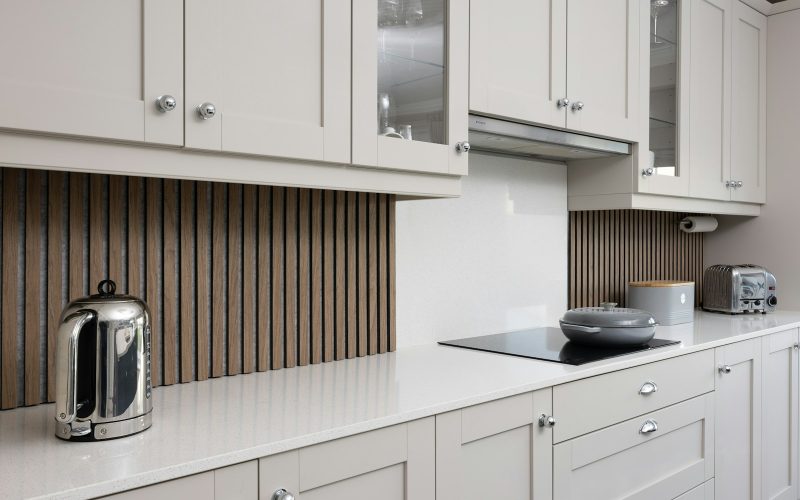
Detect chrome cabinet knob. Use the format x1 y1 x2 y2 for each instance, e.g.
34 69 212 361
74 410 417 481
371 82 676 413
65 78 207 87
793 343 799 350
736 180 744 188
642 167 654 177
571 101 585 112
638 381 658 395
726 180 735 188
197 102 217 120
538 414 556 427
719 364 732 374
273 489 295 500
557 98 571 109
455 141 470 153
156 95 177 112
639 419 658 434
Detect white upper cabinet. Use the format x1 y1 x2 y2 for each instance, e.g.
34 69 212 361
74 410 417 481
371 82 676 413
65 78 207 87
352 0 469 175
468 0 638 142
0 0 183 145
184 0 351 164
469 0 567 129
688 0 733 201
730 0 767 204
565 0 639 141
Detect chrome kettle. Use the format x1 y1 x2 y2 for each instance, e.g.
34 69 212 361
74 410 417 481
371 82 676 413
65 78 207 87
55 280 152 441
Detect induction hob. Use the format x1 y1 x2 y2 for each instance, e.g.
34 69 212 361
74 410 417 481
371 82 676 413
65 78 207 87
439 327 681 365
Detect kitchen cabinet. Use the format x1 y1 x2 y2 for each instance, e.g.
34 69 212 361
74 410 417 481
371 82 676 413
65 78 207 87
762 330 799 500
469 0 638 142
567 0 767 215
554 394 715 500
259 418 435 500
104 461 256 500
676 480 716 500
435 390 553 500
351 0 468 175
715 338 763 500
0 0 183 146
184 0 350 163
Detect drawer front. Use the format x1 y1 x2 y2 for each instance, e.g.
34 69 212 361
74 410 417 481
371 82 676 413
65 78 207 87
674 479 714 500
553 350 714 442
554 394 715 500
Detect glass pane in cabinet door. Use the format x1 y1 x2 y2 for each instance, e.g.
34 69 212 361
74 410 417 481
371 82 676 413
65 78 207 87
649 0 678 176
377 0 446 144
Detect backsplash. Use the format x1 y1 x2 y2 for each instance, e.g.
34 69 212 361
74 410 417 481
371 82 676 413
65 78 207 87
0 168 395 410
569 210 704 309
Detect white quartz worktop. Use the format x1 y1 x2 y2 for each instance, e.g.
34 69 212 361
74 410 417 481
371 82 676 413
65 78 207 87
4 310 800 499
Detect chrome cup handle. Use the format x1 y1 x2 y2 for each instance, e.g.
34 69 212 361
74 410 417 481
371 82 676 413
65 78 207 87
55 310 95 423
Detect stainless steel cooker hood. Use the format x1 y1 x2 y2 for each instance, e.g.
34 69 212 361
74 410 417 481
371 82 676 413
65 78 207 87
468 114 631 161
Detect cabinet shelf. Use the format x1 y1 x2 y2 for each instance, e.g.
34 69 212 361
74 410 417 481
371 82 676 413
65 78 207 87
649 117 676 129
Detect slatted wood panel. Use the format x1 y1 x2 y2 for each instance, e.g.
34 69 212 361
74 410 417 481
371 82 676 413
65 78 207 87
569 210 704 309
0 167 396 410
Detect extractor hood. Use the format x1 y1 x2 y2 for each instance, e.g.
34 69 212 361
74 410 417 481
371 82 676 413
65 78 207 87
468 115 631 161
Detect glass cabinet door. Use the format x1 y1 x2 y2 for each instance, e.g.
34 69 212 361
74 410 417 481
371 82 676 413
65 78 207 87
353 0 468 175
649 0 678 177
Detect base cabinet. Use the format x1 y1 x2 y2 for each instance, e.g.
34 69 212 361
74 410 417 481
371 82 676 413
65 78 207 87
762 330 799 500
553 394 714 500
677 480 715 500
259 418 435 500
435 390 553 500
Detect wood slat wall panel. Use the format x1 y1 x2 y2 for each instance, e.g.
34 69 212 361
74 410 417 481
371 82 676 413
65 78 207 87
0 167 395 410
568 210 705 309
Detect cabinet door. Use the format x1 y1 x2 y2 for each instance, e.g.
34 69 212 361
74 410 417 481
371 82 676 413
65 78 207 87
352 0 469 175
185 0 350 164
0 0 183 145
259 418 434 500
554 394 714 500
565 0 639 141
715 338 762 500
730 1 767 204
762 330 799 500
436 390 553 500
469 0 567 129
687 0 733 201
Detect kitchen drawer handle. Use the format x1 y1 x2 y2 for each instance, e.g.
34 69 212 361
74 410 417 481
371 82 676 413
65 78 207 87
639 419 658 434
638 381 658 395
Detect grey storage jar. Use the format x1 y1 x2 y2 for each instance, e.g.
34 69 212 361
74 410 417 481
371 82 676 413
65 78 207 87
628 281 695 326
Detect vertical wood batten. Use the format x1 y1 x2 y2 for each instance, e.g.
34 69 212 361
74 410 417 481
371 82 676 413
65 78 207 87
388 195 396 352
47 172 66 402
311 190 323 364
107 176 125 289
88 175 106 289
180 180 195 383
2 169 19 409
346 192 357 358
196 182 211 381
378 195 388 354
257 186 271 372
298 189 311 366
211 183 226 377
24 171 43 405
228 184 243 375
323 191 335 362
271 187 285 370
335 192 346 360
162 179 179 386
145 178 162 387
242 185 257 374
367 194 378 355
284 188 297 369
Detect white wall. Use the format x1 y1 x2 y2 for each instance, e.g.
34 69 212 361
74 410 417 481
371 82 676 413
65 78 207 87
704 9 800 309
395 153 568 348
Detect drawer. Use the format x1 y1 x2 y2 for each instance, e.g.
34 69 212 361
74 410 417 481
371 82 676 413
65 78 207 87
553 349 714 442
674 479 714 500
553 394 715 500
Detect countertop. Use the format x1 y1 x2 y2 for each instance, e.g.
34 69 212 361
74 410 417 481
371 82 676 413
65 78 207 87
4 310 800 499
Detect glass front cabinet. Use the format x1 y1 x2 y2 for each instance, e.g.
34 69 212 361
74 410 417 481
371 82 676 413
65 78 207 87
638 0 691 197
353 0 469 175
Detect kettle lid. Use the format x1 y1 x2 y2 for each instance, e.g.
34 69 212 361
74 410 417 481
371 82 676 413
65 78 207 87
74 279 143 304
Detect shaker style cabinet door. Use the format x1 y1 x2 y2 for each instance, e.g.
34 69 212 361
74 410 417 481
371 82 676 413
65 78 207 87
259 418 435 500
0 0 183 145
715 338 762 500
565 0 639 142
436 390 554 500
185 0 351 164
687 0 733 201
730 1 767 204
762 330 799 500
352 0 469 175
469 0 567 129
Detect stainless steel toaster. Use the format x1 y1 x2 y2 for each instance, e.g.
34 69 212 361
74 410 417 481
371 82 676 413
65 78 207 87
702 264 777 314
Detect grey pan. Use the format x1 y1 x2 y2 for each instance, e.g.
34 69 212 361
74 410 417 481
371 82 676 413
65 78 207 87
558 321 657 346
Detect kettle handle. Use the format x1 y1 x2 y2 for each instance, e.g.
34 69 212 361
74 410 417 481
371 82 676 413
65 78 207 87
54 310 95 424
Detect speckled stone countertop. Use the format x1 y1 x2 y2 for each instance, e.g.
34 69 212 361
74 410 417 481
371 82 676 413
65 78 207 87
3 310 800 499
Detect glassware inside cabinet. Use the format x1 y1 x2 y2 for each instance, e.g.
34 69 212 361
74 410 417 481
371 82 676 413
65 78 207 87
649 0 678 176
377 0 446 144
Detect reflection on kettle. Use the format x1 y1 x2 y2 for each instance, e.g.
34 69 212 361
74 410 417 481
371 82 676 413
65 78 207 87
54 280 153 441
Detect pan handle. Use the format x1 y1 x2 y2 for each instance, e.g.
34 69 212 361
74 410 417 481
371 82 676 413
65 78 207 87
563 324 602 334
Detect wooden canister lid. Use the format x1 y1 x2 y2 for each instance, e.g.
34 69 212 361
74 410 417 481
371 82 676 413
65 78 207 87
628 280 695 288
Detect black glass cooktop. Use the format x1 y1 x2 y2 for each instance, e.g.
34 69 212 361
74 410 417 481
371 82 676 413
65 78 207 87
439 327 681 365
